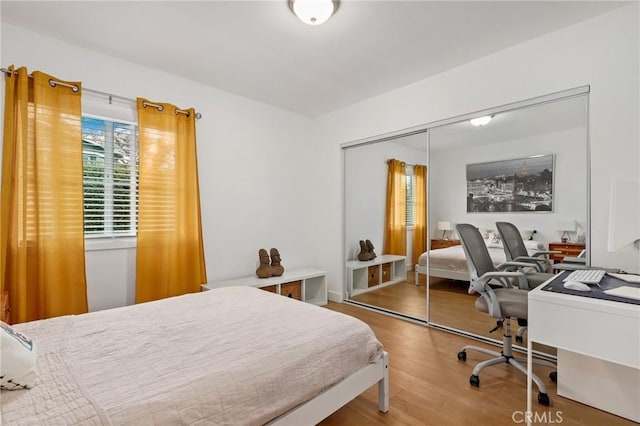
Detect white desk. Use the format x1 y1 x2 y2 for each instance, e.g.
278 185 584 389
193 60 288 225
527 280 640 422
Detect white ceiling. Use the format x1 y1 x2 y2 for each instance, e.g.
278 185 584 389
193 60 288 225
391 95 587 152
0 1 628 117
428 95 588 151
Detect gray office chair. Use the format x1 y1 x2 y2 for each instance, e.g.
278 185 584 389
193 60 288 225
455 223 556 406
495 222 557 276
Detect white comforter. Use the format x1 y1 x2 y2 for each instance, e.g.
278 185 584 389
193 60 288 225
420 242 544 274
2 287 383 425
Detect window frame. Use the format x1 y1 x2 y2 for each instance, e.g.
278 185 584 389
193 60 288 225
82 113 139 247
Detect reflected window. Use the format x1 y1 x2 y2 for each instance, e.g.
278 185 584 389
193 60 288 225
405 174 415 227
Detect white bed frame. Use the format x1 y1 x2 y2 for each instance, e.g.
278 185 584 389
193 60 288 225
269 351 389 425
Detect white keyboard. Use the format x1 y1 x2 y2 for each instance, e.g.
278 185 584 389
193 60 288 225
563 269 606 284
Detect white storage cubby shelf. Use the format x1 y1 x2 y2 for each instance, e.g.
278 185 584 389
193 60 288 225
201 268 328 306
346 255 407 297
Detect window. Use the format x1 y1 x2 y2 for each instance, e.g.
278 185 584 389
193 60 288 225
82 116 138 237
405 174 415 227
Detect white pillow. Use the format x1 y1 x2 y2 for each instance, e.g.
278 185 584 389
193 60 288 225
1 321 37 390
524 240 543 250
485 232 503 248
478 228 494 239
520 229 537 241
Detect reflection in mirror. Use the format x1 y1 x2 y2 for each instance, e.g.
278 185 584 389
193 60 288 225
343 92 589 357
425 94 588 353
344 132 428 319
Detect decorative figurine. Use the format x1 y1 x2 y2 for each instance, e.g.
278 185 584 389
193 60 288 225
357 240 371 261
366 239 377 259
256 249 273 278
270 248 284 277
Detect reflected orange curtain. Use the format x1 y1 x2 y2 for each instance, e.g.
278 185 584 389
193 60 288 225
412 165 427 268
135 98 207 303
383 159 406 255
1 66 88 323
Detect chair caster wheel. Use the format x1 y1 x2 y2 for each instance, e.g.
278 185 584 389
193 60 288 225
457 351 467 362
538 392 550 406
550 371 557 383
470 375 480 387
515 335 523 343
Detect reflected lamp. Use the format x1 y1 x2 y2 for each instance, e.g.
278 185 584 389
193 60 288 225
437 221 452 240
556 220 576 243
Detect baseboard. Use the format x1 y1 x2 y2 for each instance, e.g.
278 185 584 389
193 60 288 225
328 290 344 303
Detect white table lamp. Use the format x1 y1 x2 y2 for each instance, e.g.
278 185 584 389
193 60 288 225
556 219 576 243
437 221 452 240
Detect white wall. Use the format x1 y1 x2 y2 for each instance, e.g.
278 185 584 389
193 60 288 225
2 5 638 308
313 4 640 299
429 127 588 247
0 24 317 311
344 138 426 261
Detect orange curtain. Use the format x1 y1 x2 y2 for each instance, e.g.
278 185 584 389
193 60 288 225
1 66 88 323
135 98 207 303
412 165 427 268
383 159 406 255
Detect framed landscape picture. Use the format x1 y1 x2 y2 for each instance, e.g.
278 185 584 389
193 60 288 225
466 154 554 213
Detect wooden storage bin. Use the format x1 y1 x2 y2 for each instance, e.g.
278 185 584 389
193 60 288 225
368 265 379 287
381 263 391 283
259 285 277 294
281 281 302 301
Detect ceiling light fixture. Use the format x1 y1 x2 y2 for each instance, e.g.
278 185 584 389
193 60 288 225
289 0 339 26
470 115 494 127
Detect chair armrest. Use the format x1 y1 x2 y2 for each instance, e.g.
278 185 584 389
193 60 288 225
532 250 561 257
475 270 528 292
496 261 537 271
513 256 548 272
473 271 526 317
561 256 586 264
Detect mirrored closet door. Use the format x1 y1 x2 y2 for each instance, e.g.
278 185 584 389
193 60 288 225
426 94 589 350
343 89 589 354
344 132 429 320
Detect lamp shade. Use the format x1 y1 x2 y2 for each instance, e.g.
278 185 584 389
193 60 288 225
437 221 452 231
289 0 338 25
556 220 576 232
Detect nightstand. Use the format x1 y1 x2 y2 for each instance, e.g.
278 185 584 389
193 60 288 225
548 242 586 263
431 239 461 250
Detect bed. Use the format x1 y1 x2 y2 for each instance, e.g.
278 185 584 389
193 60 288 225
1 286 388 425
415 240 544 283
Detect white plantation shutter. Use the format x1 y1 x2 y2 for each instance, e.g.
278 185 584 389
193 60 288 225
82 116 138 236
405 174 415 227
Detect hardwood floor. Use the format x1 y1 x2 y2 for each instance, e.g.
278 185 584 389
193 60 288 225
351 272 553 354
319 302 634 426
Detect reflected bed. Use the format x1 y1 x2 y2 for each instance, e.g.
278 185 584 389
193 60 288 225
415 242 543 282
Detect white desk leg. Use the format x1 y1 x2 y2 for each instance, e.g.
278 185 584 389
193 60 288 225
527 338 532 426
